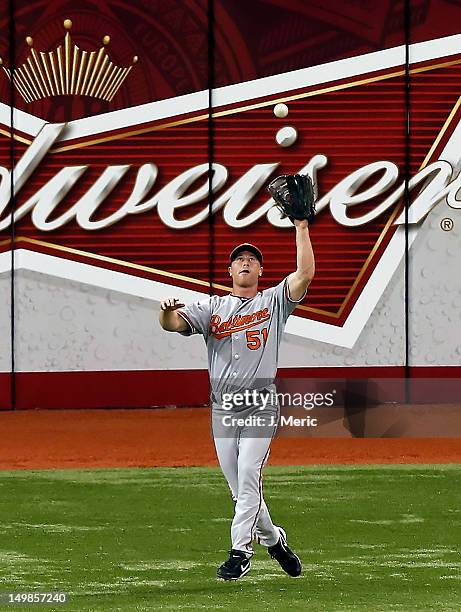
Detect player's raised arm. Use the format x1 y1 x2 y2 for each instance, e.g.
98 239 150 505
287 219 315 301
267 173 316 302
159 297 188 332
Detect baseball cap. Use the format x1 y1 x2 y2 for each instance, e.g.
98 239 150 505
229 243 263 265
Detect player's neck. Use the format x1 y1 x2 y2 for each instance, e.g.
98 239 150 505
231 285 259 298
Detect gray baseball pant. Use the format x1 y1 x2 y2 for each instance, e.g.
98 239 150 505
212 403 280 555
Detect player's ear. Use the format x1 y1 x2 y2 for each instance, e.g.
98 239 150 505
259 266 263 276
228 266 232 277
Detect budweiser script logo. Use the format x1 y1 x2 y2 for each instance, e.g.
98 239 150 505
0 122 460 233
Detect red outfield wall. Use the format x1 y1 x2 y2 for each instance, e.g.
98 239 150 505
1 367 461 411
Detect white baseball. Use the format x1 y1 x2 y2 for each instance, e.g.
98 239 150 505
276 126 298 147
273 103 288 118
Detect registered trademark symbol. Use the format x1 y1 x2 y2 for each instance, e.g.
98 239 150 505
440 218 454 231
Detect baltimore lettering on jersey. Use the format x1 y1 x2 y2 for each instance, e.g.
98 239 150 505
209 309 270 339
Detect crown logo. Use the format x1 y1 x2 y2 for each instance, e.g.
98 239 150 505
0 19 138 103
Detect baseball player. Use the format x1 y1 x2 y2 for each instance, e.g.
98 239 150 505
159 174 315 580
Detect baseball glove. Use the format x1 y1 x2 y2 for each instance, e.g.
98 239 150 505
267 173 316 224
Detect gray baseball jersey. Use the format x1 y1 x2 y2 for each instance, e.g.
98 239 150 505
177 277 305 406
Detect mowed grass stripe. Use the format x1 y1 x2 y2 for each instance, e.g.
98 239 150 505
0 466 459 612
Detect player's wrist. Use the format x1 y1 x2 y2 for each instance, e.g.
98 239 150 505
294 219 309 229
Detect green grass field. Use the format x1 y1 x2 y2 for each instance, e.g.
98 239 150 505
0 465 460 611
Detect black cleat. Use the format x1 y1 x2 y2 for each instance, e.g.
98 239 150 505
217 549 251 580
268 527 302 577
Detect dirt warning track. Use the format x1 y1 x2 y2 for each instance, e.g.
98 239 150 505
0 408 460 470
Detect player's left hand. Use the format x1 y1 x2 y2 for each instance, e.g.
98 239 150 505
267 174 316 224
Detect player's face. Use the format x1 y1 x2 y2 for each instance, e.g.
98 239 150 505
229 252 262 287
